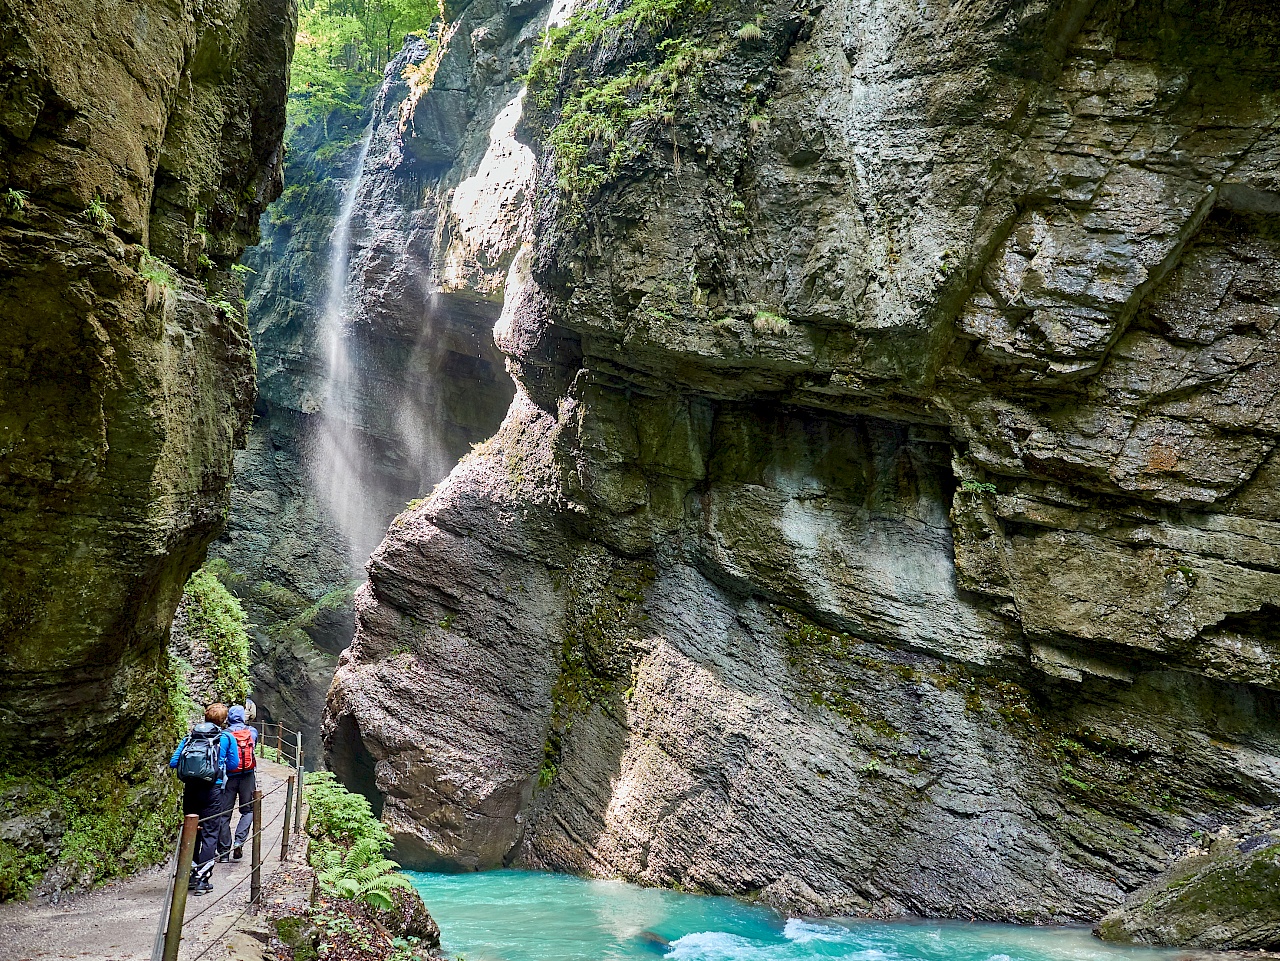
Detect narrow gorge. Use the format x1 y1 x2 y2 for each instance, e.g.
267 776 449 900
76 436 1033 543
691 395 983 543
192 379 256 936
1 0 1279 956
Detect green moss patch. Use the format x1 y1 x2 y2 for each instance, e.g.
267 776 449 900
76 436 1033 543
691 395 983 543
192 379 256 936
184 565 252 703
539 561 656 787
0 706 181 900
525 0 724 214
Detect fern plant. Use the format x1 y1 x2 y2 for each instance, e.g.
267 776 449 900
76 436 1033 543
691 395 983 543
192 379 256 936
4 188 29 213
317 836 414 910
83 195 115 231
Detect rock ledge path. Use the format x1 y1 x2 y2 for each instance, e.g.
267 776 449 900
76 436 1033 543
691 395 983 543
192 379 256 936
0 759 303 961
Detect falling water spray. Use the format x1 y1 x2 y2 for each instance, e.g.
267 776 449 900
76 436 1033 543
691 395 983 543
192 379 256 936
311 125 382 567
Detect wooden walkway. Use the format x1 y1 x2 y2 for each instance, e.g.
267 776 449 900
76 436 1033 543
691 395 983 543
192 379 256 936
0 759 302 961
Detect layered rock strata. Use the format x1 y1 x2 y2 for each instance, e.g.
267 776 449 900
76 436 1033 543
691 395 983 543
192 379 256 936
327 0 1280 934
0 0 293 893
213 29 516 755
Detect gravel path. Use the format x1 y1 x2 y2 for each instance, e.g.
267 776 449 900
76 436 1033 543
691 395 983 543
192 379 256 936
0 759 304 961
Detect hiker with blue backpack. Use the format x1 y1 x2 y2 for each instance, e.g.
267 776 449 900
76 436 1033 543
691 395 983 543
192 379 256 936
170 702 239 896
216 704 259 862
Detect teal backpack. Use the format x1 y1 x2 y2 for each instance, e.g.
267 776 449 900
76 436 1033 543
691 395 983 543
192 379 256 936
176 722 222 784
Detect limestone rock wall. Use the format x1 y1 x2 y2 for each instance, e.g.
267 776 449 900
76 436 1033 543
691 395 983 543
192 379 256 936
326 0 1280 932
0 0 293 893
0 0 291 771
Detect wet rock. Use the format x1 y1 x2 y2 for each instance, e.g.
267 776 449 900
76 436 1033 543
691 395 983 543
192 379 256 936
1098 820 1280 950
372 886 442 949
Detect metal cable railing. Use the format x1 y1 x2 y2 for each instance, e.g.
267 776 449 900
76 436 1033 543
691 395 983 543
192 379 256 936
181 794 298 961
183 801 291 926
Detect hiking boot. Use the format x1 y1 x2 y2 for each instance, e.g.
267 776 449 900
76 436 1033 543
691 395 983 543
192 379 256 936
216 852 230 863
191 881 213 896
232 845 243 861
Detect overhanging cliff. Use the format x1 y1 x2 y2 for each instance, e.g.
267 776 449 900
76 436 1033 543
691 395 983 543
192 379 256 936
325 0 1280 936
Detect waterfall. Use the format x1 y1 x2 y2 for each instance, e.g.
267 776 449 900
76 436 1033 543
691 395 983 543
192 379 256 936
312 125 381 567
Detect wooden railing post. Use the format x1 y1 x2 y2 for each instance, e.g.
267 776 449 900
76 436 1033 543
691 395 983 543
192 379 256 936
159 814 199 961
275 724 282 759
280 776 294 861
295 732 305 831
249 789 263 903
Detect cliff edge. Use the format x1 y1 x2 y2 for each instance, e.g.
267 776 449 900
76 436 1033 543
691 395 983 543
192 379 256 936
326 0 1280 939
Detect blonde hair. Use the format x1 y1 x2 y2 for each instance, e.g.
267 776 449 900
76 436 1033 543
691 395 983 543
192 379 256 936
205 703 228 726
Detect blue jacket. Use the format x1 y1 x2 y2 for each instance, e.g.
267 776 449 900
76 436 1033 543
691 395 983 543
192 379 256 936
170 730 239 786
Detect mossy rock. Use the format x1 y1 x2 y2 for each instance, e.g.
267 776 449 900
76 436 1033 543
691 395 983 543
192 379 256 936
1097 842 1280 949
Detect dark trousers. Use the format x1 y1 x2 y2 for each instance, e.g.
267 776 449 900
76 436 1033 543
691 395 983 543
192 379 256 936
218 771 256 854
182 782 222 884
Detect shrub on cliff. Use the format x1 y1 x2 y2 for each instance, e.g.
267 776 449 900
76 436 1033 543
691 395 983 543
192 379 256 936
280 772 440 959
317 835 414 910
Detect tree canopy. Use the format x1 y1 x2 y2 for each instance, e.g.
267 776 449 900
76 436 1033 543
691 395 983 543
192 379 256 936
290 0 442 129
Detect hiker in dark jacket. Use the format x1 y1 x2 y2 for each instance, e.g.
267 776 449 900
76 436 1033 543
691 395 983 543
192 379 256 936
169 702 239 895
217 704 259 862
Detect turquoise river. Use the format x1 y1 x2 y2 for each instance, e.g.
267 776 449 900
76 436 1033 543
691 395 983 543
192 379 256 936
407 870 1183 961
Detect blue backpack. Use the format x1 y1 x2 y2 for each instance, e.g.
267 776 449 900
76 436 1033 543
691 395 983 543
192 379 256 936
176 722 222 784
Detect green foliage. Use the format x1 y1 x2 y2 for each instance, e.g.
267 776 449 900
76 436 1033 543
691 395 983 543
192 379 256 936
752 310 789 335
254 579 307 612
305 771 392 861
736 20 762 41
0 715 182 901
202 556 247 588
230 262 255 276
83 195 115 231
184 565 252 703
959 479 997 497
0 842 48 901
139 253 177 290
317 836 414 910
290 0 441 131
210 298 241 318
3 188 29 213
525 0 719 213
258 581 357 651
537 760 557 788
167 654 198 730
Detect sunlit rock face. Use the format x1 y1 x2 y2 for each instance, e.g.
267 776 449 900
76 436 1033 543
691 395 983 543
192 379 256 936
327 0 1280 936
215 23 520 754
